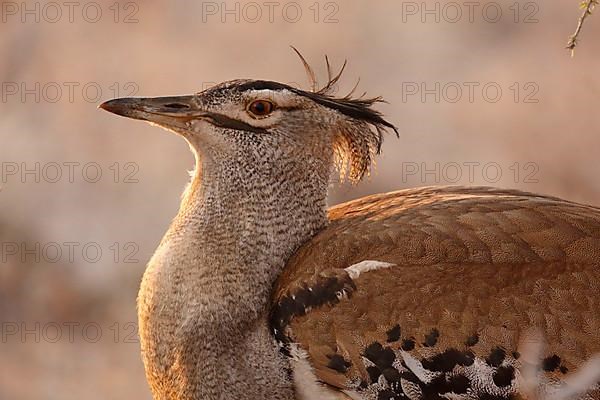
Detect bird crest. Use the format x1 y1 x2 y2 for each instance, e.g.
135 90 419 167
290 46 399 183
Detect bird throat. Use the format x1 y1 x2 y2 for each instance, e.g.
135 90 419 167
136 155 329 399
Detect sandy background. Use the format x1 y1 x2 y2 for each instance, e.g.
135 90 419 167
1 1 599 398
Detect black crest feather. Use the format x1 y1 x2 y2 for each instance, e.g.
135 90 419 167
290 46 398 182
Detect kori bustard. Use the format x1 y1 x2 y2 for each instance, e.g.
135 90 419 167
100 53 600 400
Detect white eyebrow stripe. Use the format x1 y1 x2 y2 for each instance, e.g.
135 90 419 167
344 260 396 280
244 89 297 107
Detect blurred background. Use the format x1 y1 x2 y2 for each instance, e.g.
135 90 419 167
1 0 599 398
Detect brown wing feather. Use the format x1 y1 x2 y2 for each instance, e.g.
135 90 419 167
271 186 600 399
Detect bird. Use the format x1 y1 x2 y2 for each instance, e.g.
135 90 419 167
99 52 600 400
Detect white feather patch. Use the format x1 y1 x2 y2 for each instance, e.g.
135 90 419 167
345 260 396 280
548 355 600 400
518 330 600 400
289 344 350 400
399 350 440 384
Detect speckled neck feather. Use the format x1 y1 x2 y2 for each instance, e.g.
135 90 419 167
137 147 330 399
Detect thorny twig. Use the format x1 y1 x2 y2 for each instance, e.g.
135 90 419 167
567 0 599 56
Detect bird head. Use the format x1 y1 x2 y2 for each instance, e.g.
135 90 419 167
100 55 397 183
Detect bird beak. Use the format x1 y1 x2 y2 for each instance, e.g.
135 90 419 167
99 95 208 131
100 95 268 134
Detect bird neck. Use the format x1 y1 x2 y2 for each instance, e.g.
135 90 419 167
177 153 329 295
138 151 329 399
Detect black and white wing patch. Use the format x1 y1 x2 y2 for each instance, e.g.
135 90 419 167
270 260 600 400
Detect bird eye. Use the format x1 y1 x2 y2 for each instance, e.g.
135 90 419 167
247 100 274 117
